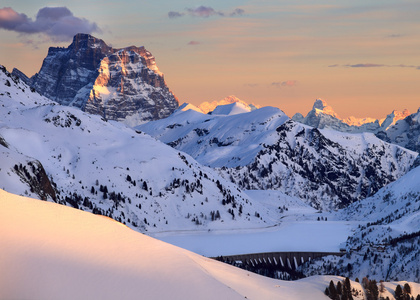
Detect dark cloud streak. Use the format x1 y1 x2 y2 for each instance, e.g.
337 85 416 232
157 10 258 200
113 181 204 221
168 6 245 19
168 11 184 19
329 63 420 70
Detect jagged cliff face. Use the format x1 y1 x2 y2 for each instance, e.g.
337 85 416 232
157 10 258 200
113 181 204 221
85 48 177 124
20 34 178 126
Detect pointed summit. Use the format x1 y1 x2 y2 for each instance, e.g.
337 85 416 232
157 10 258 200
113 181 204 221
312 99 340 119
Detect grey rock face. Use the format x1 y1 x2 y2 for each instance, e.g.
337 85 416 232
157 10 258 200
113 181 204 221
21 33 178 125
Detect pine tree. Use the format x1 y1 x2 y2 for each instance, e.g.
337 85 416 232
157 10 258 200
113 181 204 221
329 280 338 300
337 281 343 295
325 287 330 296
395 285 403 300
403 283 411 295
344 277 353 300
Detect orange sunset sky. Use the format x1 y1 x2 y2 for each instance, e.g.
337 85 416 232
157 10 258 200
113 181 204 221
1 0 419 119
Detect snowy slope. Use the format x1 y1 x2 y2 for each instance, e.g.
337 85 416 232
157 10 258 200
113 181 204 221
0 188 335 300
302 165 420 282
2 189 419 299
139 107 417 209
0 65 277 232
138 105 290 168
211 101 252 115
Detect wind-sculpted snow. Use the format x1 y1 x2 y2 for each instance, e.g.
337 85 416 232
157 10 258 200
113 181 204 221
139 106 417 210
0 65 276 232
12 33 178 126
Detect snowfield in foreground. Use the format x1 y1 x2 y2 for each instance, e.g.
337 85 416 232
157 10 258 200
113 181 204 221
2 189 419 300
0 188 339 300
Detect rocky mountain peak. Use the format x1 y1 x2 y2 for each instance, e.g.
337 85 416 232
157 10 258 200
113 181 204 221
312 99 340 118
312 99 327 110
71 33 110 51
14 34 178 126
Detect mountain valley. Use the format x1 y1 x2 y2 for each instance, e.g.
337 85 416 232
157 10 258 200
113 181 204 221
1 32 420 299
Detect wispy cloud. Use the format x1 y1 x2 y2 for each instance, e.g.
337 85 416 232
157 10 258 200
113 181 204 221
271 80 297 87
229 8 245 17
168 6 245 19
187 40 200 45
346 63 386 68
244 83 259 88
168 11 184 19
0 6 101 42
330 63 420 70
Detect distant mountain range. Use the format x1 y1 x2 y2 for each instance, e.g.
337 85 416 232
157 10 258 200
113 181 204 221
138 102 417 210
292 98 420 155
292 99 410 133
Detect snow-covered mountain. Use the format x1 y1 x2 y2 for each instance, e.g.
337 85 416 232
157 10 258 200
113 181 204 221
293 99 410 133
138 106 290 168
0 65 276 232
198 95 259 114
12 33 179 126
376 108 420 154
139 105 417 210
302 165 420 282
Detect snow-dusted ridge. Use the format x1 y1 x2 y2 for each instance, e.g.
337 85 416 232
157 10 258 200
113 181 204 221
0 65 277 232
139 103 417 210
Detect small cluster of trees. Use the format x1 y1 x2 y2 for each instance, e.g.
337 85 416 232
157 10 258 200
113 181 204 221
394 283 420 300
210 210 221 221
326 278 420 300
325 278 354 300
361 277 379 300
